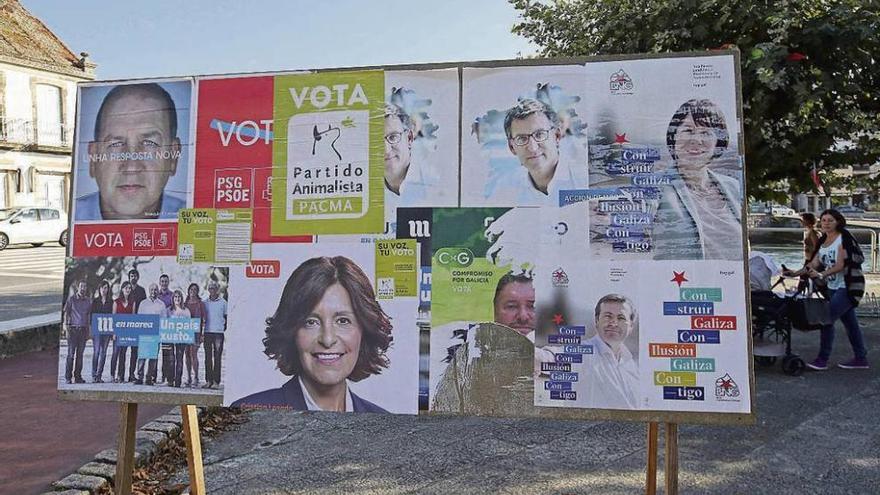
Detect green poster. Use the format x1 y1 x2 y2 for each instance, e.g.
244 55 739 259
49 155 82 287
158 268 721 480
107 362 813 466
431 208 519 327
178 208 253 264
375 239 417 299
271 70 384 235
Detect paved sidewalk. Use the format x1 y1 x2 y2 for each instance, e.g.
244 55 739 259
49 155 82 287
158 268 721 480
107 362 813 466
0 348 169 495
166 319 880 494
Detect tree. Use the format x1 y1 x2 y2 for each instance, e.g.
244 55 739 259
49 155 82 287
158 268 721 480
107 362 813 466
509 0 880 199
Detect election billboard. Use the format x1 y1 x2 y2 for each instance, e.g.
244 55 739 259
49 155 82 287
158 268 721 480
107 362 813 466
60 50 754 425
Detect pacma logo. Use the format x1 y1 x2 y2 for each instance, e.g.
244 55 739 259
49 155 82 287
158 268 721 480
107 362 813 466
246 260 280 278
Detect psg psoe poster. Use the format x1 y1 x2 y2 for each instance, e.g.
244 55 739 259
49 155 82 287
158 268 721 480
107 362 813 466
60 50 754 425
69 79 194 258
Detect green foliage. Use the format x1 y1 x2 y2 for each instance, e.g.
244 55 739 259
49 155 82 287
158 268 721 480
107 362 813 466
510 0 880 198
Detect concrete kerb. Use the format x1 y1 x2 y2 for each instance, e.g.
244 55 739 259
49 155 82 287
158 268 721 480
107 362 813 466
40 406 210 494
0 314 61 358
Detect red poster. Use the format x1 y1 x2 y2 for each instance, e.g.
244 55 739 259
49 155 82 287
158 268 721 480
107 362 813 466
195 76 310 243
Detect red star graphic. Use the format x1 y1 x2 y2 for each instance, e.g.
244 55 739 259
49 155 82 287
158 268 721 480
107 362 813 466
552 314 564 325
719 378 733 390
671 271 688 287
613 133 629 144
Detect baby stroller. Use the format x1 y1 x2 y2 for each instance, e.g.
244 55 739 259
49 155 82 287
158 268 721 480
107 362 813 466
749 252 806 376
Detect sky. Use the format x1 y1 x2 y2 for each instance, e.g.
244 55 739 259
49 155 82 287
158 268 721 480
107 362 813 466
22 0 538 80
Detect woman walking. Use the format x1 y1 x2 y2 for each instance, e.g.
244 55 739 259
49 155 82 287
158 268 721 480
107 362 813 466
787 209 868 370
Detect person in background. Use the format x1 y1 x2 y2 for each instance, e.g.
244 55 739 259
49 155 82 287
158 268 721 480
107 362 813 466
801 212 819 263
157 274 174 385
90 280 113 383
127 269 146 381
786 209 868 370
185 282 206 388
110 281 136 383
202 280 228 389
63 279 91 384
135 283 169 385
169 289 191 388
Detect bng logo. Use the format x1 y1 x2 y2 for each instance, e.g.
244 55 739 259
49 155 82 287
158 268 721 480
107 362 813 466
610 69 634 94
714 373 741 401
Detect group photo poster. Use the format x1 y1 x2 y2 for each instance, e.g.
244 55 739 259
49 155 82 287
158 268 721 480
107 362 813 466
70 79 194 257
59 256 228 401
460 64 589 207
581 54 744 262
223 242 420 414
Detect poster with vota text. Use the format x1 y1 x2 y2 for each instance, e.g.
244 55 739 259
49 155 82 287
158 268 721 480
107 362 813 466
70 79 194 257
58 256 228 402
193 74 312 244
581 55 743 261
461 65 589 207
223 242 420 414
271 71 385 235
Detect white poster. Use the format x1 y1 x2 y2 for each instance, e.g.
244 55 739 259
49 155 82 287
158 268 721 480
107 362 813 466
223 243 420 414
461 65 589 207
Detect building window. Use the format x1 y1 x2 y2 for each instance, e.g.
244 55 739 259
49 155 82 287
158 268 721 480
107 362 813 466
36 84 63 146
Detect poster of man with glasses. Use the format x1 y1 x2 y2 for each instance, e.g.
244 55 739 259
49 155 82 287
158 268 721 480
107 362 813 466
461 65 589 207
382 69 460 212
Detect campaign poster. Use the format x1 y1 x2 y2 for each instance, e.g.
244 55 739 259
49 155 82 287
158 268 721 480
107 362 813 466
271 71 385 235
193 75 312 244
429 207 545 414
59 256 228 400
383 69 459 210
223 243 420 414
317 69 459 245
533 256 751 413
70 79 194 256
582 55 743 261
461 65 589 207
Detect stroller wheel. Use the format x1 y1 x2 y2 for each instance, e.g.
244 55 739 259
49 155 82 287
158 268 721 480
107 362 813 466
782 356 805 376
755 356 777 367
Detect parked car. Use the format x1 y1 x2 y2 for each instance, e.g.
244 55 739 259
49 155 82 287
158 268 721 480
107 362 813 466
770 205 796 216
834 204 865 216
0 207 69 250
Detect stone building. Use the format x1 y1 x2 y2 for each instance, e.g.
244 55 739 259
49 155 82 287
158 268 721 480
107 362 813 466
0 0 95 212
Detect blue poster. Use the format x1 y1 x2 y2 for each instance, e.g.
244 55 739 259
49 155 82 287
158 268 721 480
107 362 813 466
159 317 199 344
137 334 160 359
111 314 161 347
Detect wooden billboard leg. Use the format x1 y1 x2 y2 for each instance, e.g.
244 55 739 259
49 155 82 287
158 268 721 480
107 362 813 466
664 422 679 495
115 402 138 495
181 405 206 495
645 422 659 495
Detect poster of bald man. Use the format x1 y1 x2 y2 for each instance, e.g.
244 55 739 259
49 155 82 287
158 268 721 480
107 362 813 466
73 80 193 222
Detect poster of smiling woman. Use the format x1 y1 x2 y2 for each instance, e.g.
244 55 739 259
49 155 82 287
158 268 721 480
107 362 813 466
582 55 743 261
223 242 420 414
